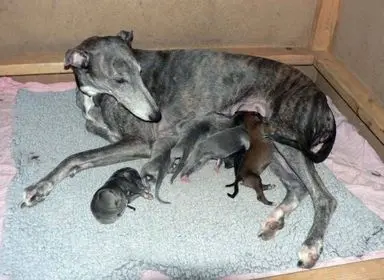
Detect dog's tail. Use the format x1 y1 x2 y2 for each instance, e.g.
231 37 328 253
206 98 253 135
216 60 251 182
269 103 337 164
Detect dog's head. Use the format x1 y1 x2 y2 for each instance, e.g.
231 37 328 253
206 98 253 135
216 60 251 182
64 30 161 122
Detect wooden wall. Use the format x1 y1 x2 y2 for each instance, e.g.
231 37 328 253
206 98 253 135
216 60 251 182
0 0 317 57
332 0 384 106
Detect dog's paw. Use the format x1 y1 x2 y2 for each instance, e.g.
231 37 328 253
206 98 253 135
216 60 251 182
168 158 180 174
140 163 159 189
257 217 284 241
297 241 323 269
170 146 183 160
21 180 54 208
141 174 156 189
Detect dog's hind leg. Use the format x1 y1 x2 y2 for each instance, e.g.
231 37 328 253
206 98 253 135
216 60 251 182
21 140 152 207
258 143 308 239
271 142 337 269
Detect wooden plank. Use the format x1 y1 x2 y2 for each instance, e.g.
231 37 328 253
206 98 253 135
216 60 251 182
314 51 384 144
311 0 341 51
0 48 314 76
261 259 384 280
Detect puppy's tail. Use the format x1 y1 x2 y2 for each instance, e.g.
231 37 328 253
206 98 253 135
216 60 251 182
155 154 171 204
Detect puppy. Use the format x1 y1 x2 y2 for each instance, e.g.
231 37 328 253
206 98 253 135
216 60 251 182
91 167 153 224
225 112 275 205
169 112 235 183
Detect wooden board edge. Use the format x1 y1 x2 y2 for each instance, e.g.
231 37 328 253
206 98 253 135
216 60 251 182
314 51 384 144
258 258 384 280
310 0 341 51
0 48 314 76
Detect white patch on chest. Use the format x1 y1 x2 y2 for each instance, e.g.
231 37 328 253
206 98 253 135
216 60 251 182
80 85 102 97
82 95 96 121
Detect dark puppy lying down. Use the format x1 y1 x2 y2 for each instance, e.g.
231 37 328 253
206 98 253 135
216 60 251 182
91 167 153 224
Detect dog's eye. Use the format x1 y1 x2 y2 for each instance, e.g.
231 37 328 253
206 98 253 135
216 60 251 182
115 78 127 84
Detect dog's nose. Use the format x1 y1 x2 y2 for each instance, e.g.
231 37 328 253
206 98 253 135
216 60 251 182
149 111 162 122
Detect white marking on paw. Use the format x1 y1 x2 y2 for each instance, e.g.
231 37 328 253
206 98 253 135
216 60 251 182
298 240 323 268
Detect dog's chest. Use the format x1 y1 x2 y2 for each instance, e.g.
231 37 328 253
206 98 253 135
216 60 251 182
82 95 97 121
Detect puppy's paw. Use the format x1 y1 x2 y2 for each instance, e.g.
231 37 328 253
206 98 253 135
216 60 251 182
262 184 276 191
297 241 323 269
142 191 154 200
257 217 284 241
180 175 190 183
21 180 54 208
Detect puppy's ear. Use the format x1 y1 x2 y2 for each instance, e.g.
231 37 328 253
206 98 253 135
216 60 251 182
253 112 265 122
64 49 90 69
117 30 134 47
233 110 247 125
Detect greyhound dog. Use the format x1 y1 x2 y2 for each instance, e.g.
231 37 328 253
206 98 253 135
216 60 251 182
21 30 337 268
224 111 275 205
90 167 153 224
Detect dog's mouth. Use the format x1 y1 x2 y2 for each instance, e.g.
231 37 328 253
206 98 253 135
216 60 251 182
111 91 161 122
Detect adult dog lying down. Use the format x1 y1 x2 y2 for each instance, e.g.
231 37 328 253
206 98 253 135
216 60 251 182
21 30 336 269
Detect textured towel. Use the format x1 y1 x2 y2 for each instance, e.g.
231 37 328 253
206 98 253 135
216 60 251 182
0 89 383 280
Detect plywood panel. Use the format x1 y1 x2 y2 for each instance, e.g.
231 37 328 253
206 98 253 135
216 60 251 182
261 259 384 280
332 0 384 105
0 48 314 76
0 0 317 57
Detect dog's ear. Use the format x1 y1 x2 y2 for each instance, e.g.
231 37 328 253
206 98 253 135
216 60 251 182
117 30 134 47
64 49 90 69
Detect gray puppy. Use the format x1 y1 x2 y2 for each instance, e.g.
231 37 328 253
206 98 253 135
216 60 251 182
178 125 249 180
91 167 153 224
169 112 237 184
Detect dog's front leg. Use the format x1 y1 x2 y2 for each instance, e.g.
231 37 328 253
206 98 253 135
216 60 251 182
272 142 337 269
22 140 151 207
140 136 177 193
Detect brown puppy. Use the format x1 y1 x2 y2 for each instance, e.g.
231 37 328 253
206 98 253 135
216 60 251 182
226 111 275 205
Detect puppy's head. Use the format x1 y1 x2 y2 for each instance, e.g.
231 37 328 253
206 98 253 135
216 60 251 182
90 167 153 224
90 187 128 224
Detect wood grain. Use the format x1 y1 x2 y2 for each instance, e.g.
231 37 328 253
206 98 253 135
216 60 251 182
311 0 341 51
260 259 384 280
0 48 314 76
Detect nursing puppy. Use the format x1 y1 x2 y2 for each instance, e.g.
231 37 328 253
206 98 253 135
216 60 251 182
225 112 275 205
91 167 153 224
168 112 235 184
177 123 250 180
